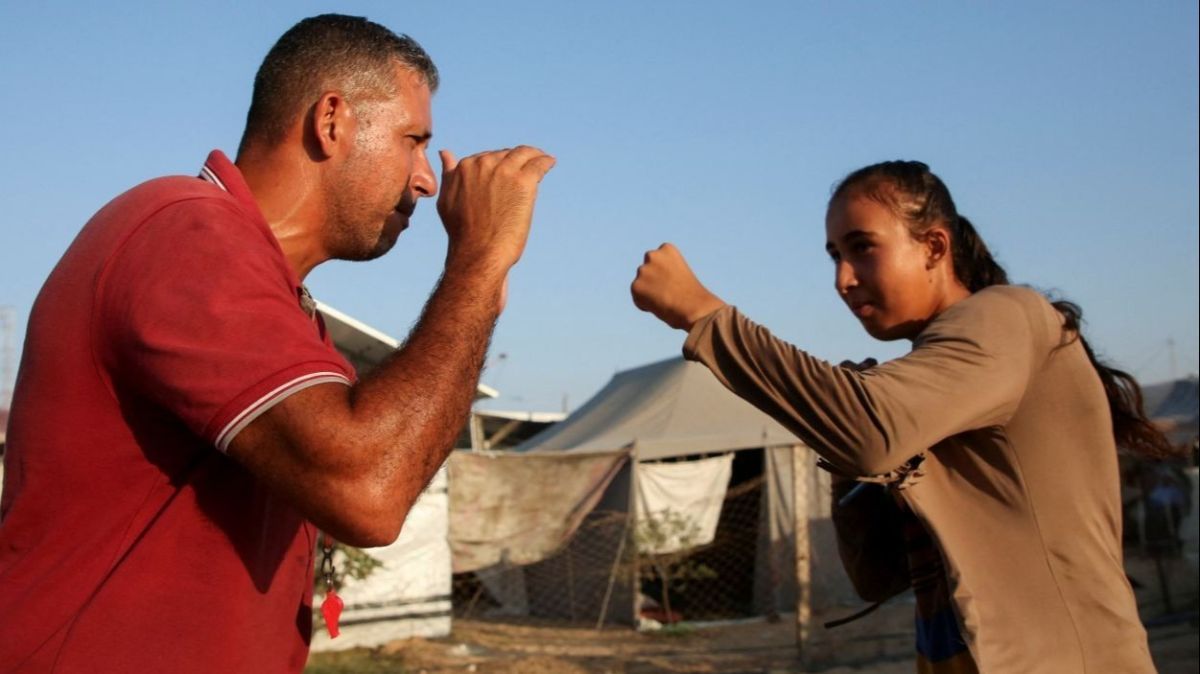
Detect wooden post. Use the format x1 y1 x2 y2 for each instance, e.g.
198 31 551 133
629 442 641 626
468 412 484 450
793 443 812 665
598 445 638 630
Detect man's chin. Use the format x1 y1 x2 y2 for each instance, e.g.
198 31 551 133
335 228 400 262
364 230 400 260
360 215 407 260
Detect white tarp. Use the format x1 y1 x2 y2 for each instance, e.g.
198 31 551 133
635 454 732 554
311 467 452 651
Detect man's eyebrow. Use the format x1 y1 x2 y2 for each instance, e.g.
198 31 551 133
397 124 432 141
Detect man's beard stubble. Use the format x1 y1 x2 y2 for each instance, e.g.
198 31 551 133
324 171 408 262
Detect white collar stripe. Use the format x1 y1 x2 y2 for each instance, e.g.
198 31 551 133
199 164 228 192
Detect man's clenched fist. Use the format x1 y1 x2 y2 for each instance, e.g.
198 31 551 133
437 145 555 274
631 243 726 331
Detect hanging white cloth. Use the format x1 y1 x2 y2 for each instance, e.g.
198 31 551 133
636 453 733 554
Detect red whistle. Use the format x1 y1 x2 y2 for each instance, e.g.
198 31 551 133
321 589 344 638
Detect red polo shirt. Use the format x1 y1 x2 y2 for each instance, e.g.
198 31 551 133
0 151 355 672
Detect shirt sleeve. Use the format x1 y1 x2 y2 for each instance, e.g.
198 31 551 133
96 197 355 452
682 287 1042 477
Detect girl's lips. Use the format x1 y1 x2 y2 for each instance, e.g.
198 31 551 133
849 301 874 318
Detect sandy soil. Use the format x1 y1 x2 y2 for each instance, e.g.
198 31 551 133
308 614 912 674
307 610 1196 673
309 553 1198 673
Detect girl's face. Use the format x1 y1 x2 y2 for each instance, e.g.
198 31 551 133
824 194 945 341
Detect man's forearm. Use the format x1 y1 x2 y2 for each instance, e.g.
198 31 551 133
349 262 505 517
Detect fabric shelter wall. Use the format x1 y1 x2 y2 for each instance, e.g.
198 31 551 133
449 449 629 573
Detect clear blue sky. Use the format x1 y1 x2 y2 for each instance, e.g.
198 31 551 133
1 1 1197 412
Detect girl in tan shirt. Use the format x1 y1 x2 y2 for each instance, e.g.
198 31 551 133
630 161 1177 673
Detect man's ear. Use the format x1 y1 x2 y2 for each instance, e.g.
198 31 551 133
925 226 952 270
309 91 354 160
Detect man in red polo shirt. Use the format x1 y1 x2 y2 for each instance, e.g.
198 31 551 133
0 14 554 672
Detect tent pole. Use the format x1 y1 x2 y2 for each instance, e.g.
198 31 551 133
567 540 577 622
596 447 636 630
629 442 641 626
793 443 812 667
596 489 631 630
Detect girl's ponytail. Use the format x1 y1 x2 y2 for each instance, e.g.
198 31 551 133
952 216 1008 293
1053 301 1179 460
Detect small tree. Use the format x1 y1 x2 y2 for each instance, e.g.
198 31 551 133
634 508 717 623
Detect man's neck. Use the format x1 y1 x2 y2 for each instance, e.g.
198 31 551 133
236 147 328 281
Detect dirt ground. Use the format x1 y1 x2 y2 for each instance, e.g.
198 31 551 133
307 610 1197 674
308 553 1198 673
307 614 911 674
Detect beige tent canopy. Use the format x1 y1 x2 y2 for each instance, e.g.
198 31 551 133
514 357 801 459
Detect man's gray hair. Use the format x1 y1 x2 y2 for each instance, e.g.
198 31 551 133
240 14 438 151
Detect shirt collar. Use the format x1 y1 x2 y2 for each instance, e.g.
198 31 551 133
197 150 307 300
198 150 268 229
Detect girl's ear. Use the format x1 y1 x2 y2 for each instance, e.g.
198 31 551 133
924 226 952 270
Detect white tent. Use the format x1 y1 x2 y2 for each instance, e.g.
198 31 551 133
453 357 858 628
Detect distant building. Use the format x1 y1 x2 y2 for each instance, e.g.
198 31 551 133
1142 375 1199 453
462 408 566 450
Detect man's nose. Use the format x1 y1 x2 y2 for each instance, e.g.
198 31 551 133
412 151 437 198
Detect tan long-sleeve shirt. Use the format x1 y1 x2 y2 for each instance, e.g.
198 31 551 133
683 285 1153 673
